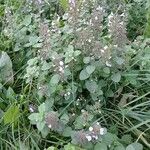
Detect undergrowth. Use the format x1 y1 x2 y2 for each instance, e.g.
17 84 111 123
0 0 150 150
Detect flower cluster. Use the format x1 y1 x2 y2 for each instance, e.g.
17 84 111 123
38 22 51 60
38 83 49 98
108 13 128 47
72 130 88 146
90 6 105 33
45 112 64 132
72 122 106 146
51 54 66 79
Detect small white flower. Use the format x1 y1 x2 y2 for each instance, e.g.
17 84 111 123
29 107 34 112
89 127 93 132
86 135 92 141
106 61 112 67
100 128 105 135
81 109 85 113
96 122 100 125
67 92 71 95
120 22 124 25
38 86 42 90
52 56 55 60
92 135 98 140
59 67 63 72
88 39 92 42
108 13 114 20
104 46 108 50
48 124 52 128
64 94 67 97
95 16 98 20
101 49 104 53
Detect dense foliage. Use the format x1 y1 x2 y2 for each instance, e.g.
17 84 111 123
0 0 150 150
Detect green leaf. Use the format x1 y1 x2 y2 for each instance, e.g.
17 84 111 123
22 15 32 26
38 103 46 113
37 121 45 131
94 142 107 150
64 143 76 150
50 74 60 85
74 50 81 57
46 147 58 150
41 61 51 70
111 73 121 83
83 57 91 64
116 57 124 65
63 127 72 137
29 36 40 45
121 134 132 145
60 113 70 124
28 113 39 122
6 87 15 100
126 142 143 150
79 69 90 80
102 132 117 146
60 0 69 11
103 67 110 74
0 51 14 84
115 145 125 150
86 65 95 75
64 143 85 150
85 80 98 93
4 105 20 124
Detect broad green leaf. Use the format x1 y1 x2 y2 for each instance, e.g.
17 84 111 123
86 65 95 75
46 147 58 150
50 74 60 85
74 50 81 56
121 134 132 145
22 15 32 26
60 113 70 124
41 61 51 70
37 121 45 131
102 132 117 146
6 87 15 100
111 73 121 83
85 80 98 93
115 145 125 150
28 113 39 121
29 36 40 45
79 69 90 80
4 105 20 124
126 142 143 150
38 103 46 113
63 127 72 137
103 67 110 74
116 57 124 65
0 51 14 84
83 57 91 64
64 143 85 150
60 0 69 11
94 142 107 150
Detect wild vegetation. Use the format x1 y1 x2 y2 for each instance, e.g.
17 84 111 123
0 0 150 150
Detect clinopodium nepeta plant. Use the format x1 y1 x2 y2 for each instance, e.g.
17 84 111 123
25 0 137 148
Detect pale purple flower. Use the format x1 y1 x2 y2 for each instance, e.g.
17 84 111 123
69 0 76 8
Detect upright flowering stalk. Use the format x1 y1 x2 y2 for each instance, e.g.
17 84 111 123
68 0 79 27
108 13 128 47
38 22 51 60
90 6 105 35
